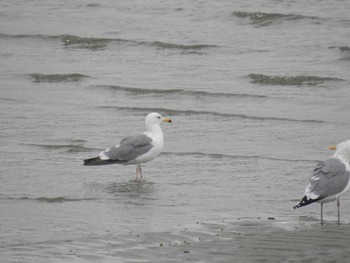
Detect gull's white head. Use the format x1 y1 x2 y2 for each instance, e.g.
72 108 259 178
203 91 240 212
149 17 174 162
330 140 350 161
145 112 172 131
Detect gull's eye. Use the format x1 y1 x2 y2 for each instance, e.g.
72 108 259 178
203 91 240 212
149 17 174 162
157 116 161 119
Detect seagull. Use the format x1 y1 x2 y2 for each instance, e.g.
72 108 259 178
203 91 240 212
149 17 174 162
84 112 172 180
294 140 350 224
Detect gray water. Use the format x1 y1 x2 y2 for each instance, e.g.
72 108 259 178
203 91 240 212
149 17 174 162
1 0 350 262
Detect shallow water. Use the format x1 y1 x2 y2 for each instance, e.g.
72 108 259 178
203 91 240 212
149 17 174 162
1 0 350 262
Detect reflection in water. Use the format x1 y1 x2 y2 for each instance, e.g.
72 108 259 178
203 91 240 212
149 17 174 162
88 180 158 204
105 180 156 195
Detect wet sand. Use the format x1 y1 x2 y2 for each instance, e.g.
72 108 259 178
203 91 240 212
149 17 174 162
3 217 350 263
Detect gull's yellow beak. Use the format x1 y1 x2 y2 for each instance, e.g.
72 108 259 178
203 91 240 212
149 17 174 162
163 117 172 123
329 145 337 150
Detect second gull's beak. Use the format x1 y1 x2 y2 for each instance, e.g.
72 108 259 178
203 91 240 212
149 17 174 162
163 117 172 123
329 145 337 150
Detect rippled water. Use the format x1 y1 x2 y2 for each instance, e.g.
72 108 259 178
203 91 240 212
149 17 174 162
1 0 350 262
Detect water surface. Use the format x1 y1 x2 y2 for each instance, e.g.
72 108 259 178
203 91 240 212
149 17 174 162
1 0 350 262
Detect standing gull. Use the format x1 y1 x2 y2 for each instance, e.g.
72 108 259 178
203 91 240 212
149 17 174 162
294 140 350 224
84 112 172 180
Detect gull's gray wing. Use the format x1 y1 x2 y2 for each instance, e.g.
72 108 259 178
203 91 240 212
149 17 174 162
100 134 153 162
306 158 350 199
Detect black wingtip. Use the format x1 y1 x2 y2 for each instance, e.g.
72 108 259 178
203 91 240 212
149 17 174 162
293 202 303 209
83 156 102 166
293 195 326 209
83 157 128 166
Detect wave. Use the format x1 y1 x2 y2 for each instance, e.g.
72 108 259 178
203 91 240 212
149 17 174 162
61 35 217 51
92 85 267 98
35 197 95 203
0 33 216 52
86 3 101 8
248 73 342 86
162 151 318 163
30 73 89 83
0 97 18 102
100 106 324 124
338 46 350 52
144 41 217 50
329 46 350 60
0 33 127 50
0 33 59 41
23 143 98 153
2 196 96 203
232 11 321 26
61 34 216 51
60 34 116 50
329 45 350 52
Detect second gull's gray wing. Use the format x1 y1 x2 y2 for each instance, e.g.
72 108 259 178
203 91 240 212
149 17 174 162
306 158 350 199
